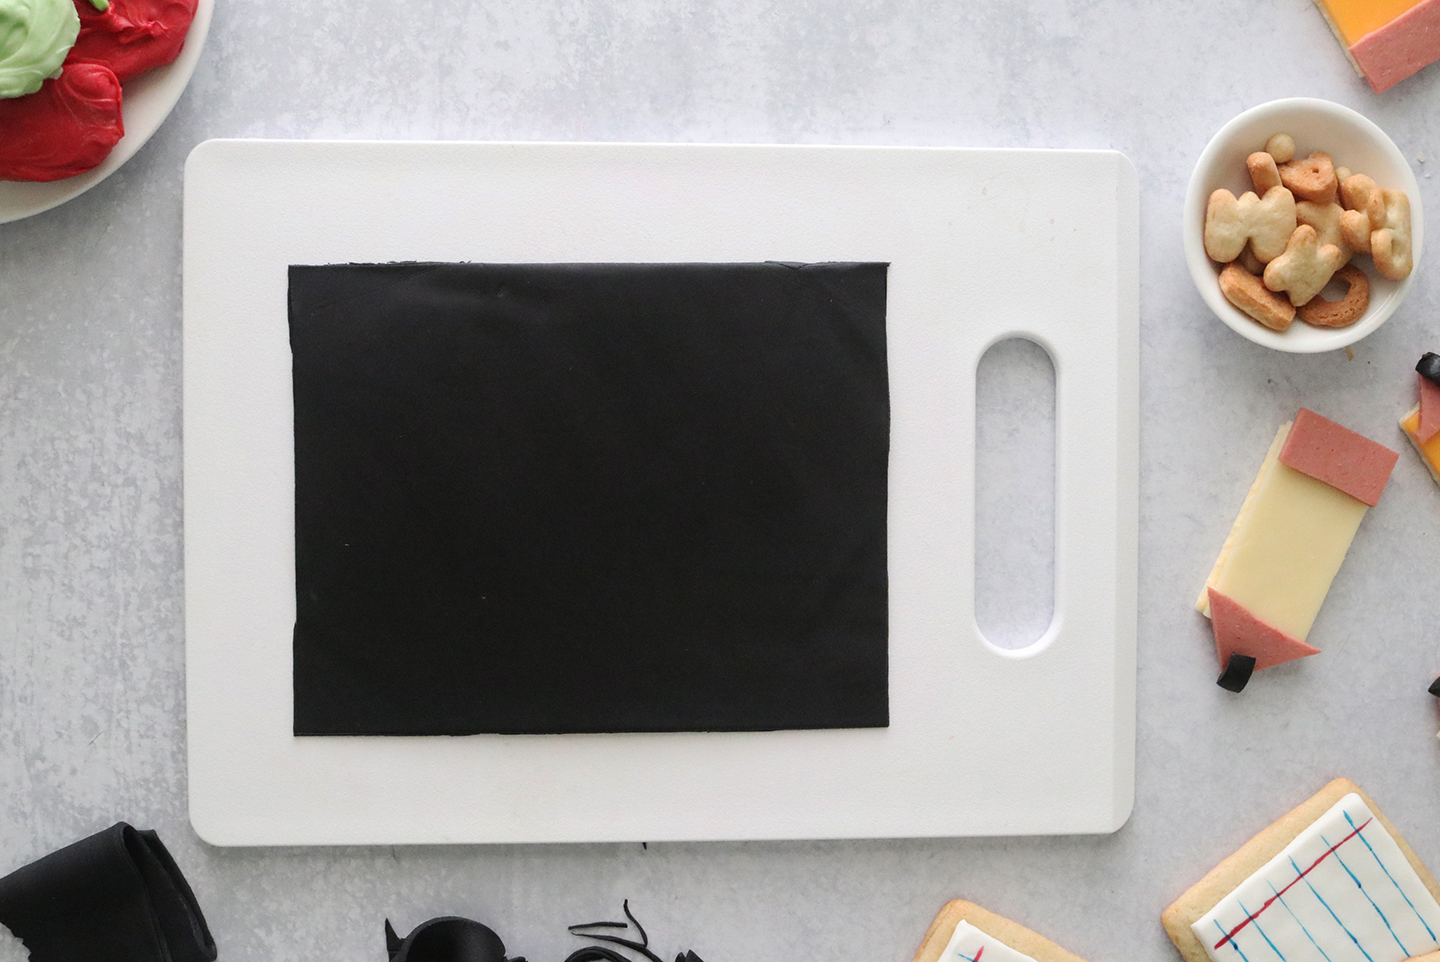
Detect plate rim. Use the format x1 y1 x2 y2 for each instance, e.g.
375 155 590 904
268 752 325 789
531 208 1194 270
0 0 215 226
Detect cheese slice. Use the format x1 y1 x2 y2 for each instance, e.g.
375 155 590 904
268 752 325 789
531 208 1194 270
1314 0 1423 46
1197 425 1288 617
1197 421 1368 642
1402 404 1440 487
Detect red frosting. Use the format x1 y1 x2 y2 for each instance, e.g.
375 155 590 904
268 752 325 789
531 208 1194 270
1208 589 1320 672
70 0 200 84
0 63 124 183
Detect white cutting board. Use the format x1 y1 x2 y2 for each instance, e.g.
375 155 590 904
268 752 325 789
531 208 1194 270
183 141 1138 846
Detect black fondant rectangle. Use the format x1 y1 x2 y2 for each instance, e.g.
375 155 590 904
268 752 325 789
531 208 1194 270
289 262 889 735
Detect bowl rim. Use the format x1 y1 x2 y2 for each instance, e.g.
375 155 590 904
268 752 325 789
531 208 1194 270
1183 97 1424 354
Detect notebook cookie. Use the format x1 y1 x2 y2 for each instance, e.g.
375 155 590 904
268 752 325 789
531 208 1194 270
914 900 1089 962
1162 778 1440 962
1195 410 1397 691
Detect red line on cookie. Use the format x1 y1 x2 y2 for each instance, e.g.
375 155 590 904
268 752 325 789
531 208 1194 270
1213 817 1372 950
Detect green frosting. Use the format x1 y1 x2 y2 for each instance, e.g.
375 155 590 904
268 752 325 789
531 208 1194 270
87 0 107 10
0 0 80 100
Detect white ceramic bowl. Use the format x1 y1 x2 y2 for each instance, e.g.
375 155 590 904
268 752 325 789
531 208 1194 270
1184 97 1424 353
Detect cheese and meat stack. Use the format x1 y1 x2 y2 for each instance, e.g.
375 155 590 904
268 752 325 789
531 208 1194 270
1401 354 1440 488
1197 409 1398 688
1312 0 1440 92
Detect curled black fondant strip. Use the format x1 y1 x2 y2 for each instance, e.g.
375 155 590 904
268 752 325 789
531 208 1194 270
1216 653 1257 693
564 952 704 962
386 902 704 962
565 900 703 962
567 900 664 962
0 823 215 962
1417 353 1440 387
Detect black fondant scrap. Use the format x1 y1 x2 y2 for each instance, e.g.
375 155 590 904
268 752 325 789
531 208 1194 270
1418 353 1440 387
289 261 891 736
1217 653 1257 692
386 917 523 962
0 823 215 962
384 902 703 962
566 900 703 962
1428 675 1440 698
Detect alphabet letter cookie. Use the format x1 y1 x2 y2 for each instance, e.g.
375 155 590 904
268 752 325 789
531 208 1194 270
1247 152 1282 194
1278 151 1338 204
1205 187 1297 264
1296 264 1369 328
1372 188 1414 280
1263 225 1345 306
1340 174 1386 253
1296 200 1354 266
1218 263 1295 331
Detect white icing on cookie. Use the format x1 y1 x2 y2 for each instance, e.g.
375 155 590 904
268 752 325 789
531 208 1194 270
938 920 1040 962
1193 793 1440 962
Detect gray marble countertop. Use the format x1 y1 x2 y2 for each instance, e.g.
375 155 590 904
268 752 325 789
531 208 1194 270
3 0 1439 959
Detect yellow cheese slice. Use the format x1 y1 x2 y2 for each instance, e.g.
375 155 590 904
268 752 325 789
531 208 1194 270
1314 0 1423 45
1197 421 1368 642
1197 424 1288 617
1401 404 1440 487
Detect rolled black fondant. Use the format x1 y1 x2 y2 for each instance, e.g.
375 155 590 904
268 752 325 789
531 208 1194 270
386 918 521 962
1418 353 1440 387
0 823 215 962
1216 653 1257 693
566 948 704 962
1428 676 1440 698
290 262 890 735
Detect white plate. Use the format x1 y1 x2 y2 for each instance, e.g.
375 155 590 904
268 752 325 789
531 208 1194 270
0 0 214 225
184 141 1138 845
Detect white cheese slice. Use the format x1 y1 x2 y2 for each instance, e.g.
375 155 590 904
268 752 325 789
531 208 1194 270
1197 421 1367 641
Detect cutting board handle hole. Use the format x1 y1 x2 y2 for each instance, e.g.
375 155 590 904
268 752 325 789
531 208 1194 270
974 336 1057 653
